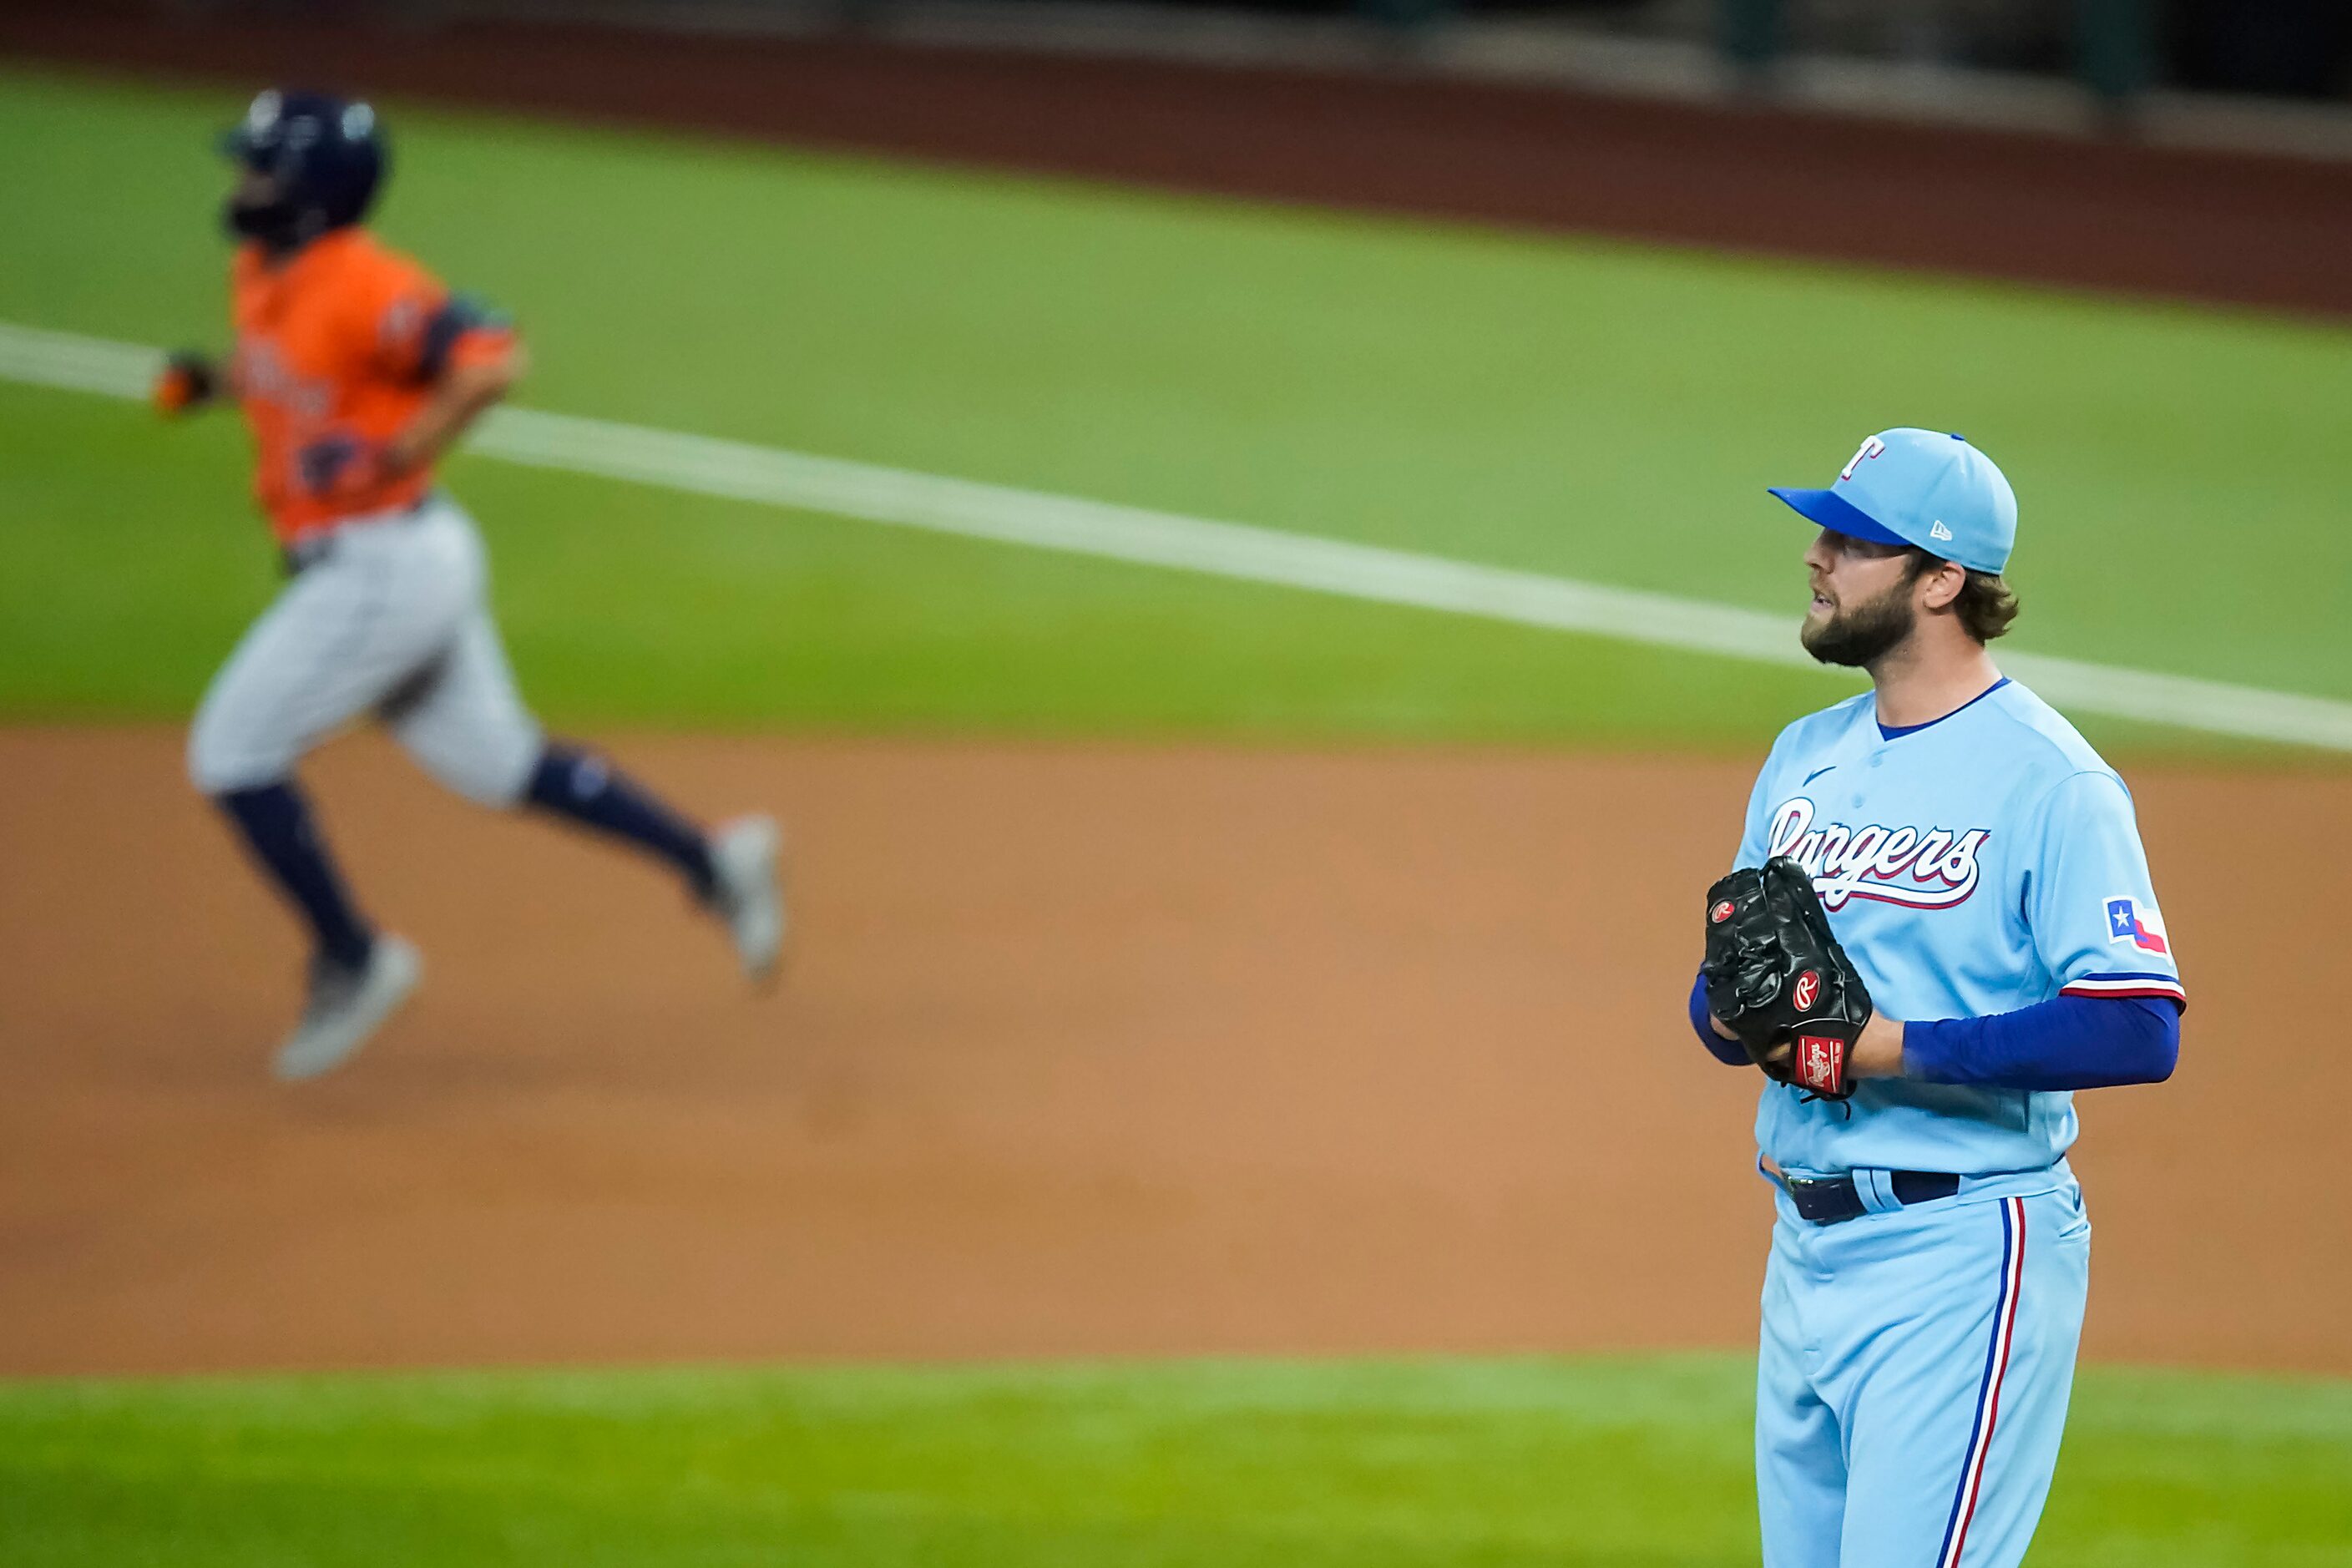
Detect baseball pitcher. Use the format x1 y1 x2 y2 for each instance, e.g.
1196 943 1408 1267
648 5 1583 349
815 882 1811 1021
1693 429 2183 1565
159 90 784 1080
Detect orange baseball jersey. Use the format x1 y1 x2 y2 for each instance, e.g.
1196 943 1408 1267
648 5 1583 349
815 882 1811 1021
229 228 515 543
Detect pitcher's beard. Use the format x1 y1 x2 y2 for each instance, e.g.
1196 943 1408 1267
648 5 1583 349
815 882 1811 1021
1801 584 1918 668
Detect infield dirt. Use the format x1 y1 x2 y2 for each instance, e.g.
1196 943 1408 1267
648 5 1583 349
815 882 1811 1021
1 728 2342 1378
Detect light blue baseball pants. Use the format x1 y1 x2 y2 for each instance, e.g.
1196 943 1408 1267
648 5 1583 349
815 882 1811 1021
1757 1178 2092 1567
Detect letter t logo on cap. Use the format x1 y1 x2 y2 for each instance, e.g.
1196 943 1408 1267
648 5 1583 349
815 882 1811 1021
1839 436 1888 483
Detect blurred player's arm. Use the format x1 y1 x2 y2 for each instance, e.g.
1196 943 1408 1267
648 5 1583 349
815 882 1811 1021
153 350 225 417
298 291 523 500
377 296 524 480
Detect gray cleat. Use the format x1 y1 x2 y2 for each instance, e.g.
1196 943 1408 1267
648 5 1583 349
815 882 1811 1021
706 816 786 986
273 935 421 1081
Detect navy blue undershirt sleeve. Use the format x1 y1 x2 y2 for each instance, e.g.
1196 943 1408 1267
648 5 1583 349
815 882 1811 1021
1904 993 2179 1090
1688 970 1751 1066
1687 970 2177 1087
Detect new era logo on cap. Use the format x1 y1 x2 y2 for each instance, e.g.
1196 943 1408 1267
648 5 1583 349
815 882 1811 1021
1930 520 1954 541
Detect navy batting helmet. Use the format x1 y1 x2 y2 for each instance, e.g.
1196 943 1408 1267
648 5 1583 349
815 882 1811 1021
220 89 388 250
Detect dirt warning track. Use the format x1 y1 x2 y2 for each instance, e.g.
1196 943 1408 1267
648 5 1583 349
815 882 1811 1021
0 728 2341 1377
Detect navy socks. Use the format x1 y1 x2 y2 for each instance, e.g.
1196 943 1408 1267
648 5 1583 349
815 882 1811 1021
218 751 709 966
524 743 716 897
216 782 376 969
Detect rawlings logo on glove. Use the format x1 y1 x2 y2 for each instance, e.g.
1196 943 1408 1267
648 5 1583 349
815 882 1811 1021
1700 857 1873 1102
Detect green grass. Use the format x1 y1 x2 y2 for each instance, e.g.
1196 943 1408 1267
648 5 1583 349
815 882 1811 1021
3 65 2350 754
2 1355 2346 1565
0 379 1859 749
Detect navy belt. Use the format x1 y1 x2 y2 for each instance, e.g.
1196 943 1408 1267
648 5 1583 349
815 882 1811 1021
281 534 336 575
1784 1170 1960 1225
281 498 428 576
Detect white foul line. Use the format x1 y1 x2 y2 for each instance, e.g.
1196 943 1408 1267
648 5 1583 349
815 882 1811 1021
6 318 2349 753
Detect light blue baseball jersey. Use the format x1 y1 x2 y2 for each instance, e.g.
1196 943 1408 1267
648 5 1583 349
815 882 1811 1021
1732 676 2185 1177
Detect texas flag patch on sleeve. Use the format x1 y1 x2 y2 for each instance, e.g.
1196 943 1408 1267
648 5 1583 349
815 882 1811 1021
2105 896 2169 955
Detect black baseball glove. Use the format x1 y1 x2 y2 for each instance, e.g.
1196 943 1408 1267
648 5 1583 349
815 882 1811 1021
1701 856 1870 1100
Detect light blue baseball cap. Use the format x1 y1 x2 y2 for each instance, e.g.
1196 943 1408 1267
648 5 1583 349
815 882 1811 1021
1768 427 2017 574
